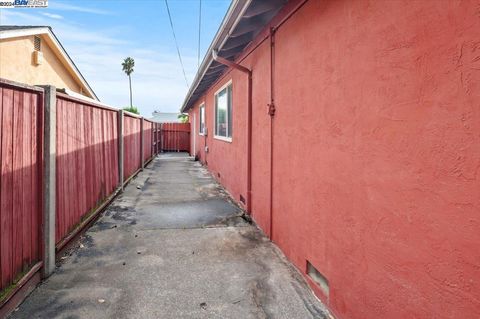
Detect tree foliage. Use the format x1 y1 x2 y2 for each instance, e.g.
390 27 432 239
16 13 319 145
122 57 135 75
178 114 189 123
122 57 135 107
123 106 140 115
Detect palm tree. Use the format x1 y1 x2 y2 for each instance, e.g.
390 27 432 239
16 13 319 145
122 57 135 107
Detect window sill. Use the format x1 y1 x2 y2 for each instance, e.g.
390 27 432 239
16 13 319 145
213 135 232 143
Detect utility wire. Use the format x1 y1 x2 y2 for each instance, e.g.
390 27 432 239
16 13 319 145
197 0 202 68
164 0 189 88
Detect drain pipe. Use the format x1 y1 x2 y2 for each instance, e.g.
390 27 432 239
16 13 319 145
268 28 276 240
212 50 253 214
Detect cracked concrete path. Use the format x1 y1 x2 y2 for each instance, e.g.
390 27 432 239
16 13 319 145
10 153 329 319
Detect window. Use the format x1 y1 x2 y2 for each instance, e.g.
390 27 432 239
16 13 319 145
214 81 232 140
199 104 205 135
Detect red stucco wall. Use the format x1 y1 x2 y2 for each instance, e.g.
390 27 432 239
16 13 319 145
190 74 249 206
189 1 480 318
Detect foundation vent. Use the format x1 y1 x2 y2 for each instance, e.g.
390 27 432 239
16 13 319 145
307 260 329 297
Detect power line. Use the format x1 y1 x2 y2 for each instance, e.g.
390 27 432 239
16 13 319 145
197 0 202 68
164 0 189 88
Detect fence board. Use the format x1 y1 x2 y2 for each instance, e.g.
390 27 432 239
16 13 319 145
143 121 153 162
160 123 190 152
0 82 43 293
12 90 23 277
22 92 32 269
123 115 141 179
55 95 119 244
0 88 13 290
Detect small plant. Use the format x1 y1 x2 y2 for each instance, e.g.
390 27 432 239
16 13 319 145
178 114 189 123
123 106 140 114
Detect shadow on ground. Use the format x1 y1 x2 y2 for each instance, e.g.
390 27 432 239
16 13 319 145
10 153 330 319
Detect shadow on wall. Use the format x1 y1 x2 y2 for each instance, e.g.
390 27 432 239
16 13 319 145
0 84 155 296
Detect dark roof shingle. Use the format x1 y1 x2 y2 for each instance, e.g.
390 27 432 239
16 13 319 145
0 25 50 32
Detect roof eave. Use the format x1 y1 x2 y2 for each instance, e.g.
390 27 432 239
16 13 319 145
46 28 100 101
180 0 288 113
180 0 251 113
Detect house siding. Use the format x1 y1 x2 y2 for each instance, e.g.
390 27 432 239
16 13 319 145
189 1 480 318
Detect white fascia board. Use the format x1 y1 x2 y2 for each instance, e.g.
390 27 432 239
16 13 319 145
180 0 252 113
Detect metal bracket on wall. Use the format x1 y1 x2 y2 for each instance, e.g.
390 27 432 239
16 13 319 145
268 103 276 116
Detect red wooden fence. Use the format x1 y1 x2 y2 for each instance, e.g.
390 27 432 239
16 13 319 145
0 81 44 293
123 114 142 179
55 94 119 244
154 123 160 154
143 120 154 162
160 123 190 152
1 78 161 310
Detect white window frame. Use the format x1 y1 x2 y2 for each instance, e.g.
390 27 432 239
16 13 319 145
192 112 196 155
213 80 233 142
199 103 205 136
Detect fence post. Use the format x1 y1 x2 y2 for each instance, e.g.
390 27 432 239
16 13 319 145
140 118 144 170
159 123 163 153
118 110 124 191
155 123 159 154
157 123 160 154
155 123 160 155
154 123 157 154
41 85 56 278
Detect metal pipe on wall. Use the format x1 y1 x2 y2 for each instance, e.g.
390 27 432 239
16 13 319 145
204 113 208 165
268 28 276 240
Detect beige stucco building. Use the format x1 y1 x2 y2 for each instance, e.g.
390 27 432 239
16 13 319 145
0 26 98 100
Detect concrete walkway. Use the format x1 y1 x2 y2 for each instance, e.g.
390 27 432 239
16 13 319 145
11 154 329 319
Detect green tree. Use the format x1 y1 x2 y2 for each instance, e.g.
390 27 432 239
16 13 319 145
178 114 189 123
123 106 139 115
122 57 135 108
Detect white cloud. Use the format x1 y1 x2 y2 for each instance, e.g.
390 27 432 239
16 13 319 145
41 12 63 19
1 10 126 45
48 2 111 15
0 8 194 116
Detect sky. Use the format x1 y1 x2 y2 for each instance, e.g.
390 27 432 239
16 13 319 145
0 0 231 116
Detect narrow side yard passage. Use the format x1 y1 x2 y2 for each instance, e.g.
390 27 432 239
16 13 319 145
11 153 329 319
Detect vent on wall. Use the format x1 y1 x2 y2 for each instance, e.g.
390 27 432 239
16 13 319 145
307 260 330 297
240 195 245 204
33 51 43 66
34 36 41 51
